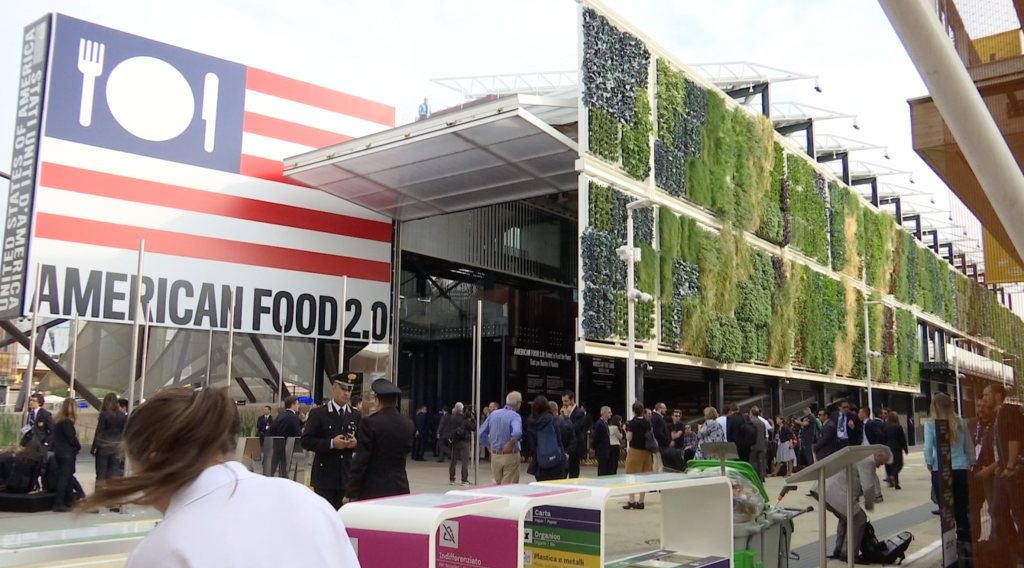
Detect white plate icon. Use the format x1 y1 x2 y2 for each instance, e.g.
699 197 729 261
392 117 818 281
106 56 194 142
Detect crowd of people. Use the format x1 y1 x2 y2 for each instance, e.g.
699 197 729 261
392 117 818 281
2 378 1019 566
0 392 128 513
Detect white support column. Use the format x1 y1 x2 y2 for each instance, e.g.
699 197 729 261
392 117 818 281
879 0 1024 259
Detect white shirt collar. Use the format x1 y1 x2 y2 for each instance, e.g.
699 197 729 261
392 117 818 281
330 400 348 414
164 462 253 520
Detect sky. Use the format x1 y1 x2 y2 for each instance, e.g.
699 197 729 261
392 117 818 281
0 0 1013 305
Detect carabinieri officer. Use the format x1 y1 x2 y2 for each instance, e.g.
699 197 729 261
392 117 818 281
301 373 361 509
345 379 414 503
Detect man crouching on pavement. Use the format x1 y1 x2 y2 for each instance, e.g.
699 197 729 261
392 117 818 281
811 451 891 562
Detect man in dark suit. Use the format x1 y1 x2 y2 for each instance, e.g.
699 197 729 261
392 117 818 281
436 408 452 463
859 407 887 446
301 373 361 510
651 403 672 471
561 390 590 478
346 379 415 502
749 407 768 482
592 406 614 476
815 409 840 462
831 400 861 448
726 403 753 463
257 405 273 452
412 405 428 461
268 396 303 478
21 393 54 449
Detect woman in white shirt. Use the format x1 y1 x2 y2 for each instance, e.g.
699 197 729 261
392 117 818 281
79 387 360 568
608 414 624 465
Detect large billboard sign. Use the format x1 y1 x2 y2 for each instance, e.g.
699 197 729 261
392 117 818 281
4 14 396 340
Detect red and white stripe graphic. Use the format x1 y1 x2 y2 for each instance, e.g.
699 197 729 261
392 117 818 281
29 70 396 335
239 68 395 184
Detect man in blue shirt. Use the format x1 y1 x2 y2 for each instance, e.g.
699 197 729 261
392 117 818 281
479 391 523 484
418 97 432 121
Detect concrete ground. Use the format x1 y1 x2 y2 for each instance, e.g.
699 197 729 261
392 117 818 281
0 448 950 567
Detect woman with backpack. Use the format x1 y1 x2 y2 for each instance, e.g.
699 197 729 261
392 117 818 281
623 401 653 510
526 396 567 481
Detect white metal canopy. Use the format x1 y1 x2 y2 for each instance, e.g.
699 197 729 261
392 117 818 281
284 95 579 222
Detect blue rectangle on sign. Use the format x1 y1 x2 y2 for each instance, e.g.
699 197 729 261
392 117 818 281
44 14 246 174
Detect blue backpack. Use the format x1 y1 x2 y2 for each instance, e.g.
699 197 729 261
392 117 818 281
534 420 566 471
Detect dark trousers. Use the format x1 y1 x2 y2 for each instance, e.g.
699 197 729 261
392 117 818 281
970 471 995 545
932 470 972 543
314 487 345 510
737 446 751 464
885 462 903 486
749 448 766 481
992 473 1024 557
413 434 426 461
568 455 581 479
450 442 470 482
800 443 814 469
53 454 76 508
94 453 122 481
535 467 567 482
597 457 617 476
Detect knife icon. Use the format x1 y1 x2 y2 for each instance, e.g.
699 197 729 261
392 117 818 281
202 72 219 152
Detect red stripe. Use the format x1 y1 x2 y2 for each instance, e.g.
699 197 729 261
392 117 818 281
39 163 392 243
246 67 395 127
239 154 305 186
243 112 354 149
35 213 391 282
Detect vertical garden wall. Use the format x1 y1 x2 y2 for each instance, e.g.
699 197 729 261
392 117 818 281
577 4 1024 388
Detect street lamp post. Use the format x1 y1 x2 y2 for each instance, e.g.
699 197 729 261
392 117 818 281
864 300 883 415
617 199 654 417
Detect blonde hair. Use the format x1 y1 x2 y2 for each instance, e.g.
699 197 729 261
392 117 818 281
704 407 719 421
54 398 77 424
930 392 962 444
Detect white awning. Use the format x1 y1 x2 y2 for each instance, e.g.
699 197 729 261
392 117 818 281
284 95 579 221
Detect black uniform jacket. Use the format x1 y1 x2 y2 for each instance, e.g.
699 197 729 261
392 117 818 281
346 406 414 501
270 409 302 438
301 403 361 491
21 408 54 448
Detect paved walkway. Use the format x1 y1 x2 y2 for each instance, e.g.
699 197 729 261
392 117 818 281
0 449 945 567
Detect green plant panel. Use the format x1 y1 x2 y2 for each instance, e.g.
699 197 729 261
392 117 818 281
794 267 846 373
659 206 680 257
788 156 814 194
636 299 656 340
790 187 830 265
769 257 796 368
678 216 702 263
656 58 686 146
589 107 620 163
896 308 920 385
581 7 650 123
611 189 654 246
622 89 652 181
735 250 773 328
916 250 936 314
582 285 617 340
638 242 658 296
588 181 614 233
707 314 743 364
828 181 848 272
852 292 866 379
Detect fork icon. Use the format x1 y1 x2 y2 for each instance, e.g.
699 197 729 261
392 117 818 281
77 38 105 127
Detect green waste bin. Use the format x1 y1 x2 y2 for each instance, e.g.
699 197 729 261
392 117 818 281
734 549 763 568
